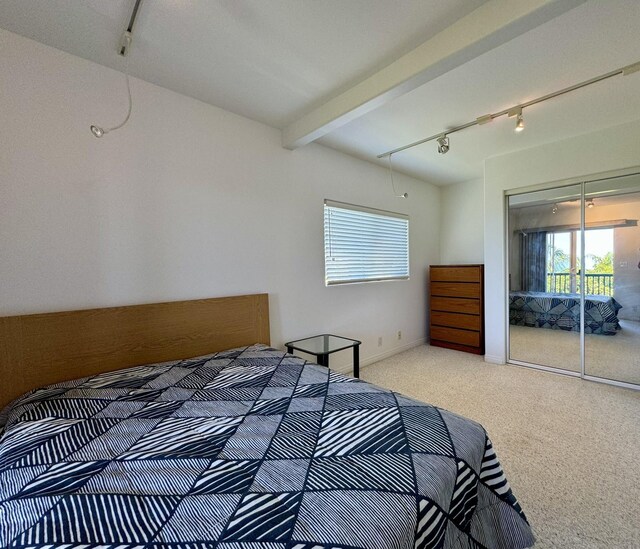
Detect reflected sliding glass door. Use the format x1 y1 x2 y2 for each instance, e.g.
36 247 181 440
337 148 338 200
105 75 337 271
507 173 640 389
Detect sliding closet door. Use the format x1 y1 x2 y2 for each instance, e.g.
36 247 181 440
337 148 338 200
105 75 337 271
508 185 582 372
584 174 640 386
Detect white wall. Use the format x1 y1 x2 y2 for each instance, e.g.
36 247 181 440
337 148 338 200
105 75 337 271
484 120 640 363
439 178 484 264
0 29 441 371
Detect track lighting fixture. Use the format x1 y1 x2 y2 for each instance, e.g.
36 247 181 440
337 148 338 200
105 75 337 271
436 135 450 154
587 199 595 209
552 203 558 214
90 0 142 139
376 59 640 160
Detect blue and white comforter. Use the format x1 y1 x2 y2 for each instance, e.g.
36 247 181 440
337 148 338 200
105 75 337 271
510 291 622 335
0 344 534 548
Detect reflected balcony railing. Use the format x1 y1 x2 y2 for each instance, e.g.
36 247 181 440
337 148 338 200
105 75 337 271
546 272 614 296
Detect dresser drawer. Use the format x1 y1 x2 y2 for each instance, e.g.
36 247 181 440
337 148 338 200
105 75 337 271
431 311 481 331
430 266 481 283
431 282 480 298
431 296 481 315
431 326 480 348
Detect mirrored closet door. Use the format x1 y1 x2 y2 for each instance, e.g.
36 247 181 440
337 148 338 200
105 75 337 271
507 172 640 389
584 174 640 386
508 185 582 373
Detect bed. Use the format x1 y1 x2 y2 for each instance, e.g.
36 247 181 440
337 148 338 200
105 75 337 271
510 291 622 335
0 295 534 548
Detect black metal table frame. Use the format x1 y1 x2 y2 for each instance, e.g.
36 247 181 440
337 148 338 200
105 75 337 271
285 334 362 378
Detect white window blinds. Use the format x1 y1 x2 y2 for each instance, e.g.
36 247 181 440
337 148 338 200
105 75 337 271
324 200 409 285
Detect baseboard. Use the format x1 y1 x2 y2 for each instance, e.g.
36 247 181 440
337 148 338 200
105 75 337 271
330 338 426 375
484 354 506 365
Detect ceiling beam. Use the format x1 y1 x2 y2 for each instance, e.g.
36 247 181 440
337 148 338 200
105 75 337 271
282 0 586 150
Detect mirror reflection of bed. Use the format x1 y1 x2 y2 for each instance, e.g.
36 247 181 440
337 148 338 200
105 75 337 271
507 174 640 386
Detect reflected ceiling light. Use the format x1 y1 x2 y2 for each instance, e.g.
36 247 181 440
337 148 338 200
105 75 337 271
376 59 640 160
587 199 595 208
436 135 450 154
552 203 559 214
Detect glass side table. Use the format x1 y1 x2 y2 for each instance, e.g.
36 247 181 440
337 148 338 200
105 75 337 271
285 334 362 378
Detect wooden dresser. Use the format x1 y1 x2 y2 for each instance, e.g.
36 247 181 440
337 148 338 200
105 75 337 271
429 264 484 355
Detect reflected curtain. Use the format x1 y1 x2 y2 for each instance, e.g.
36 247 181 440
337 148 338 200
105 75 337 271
520 231 547 292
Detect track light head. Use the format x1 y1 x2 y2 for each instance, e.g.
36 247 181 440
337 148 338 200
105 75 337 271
587 199 595 209
509 106 525 133
90 125 106 138
437 135 450 154
552 203 558 214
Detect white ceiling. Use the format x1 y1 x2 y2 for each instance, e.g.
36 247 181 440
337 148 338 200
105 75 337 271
1 0 639 186
0 0 486 128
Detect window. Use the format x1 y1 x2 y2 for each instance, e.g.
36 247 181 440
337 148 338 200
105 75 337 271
546 228 614 295
324 200 409 285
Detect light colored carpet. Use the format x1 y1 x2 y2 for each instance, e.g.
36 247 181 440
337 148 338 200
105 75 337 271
509 320 640 385
362 345 640 548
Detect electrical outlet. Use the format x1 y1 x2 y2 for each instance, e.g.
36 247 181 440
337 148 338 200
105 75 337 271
397 331 402 340
378 336 383 347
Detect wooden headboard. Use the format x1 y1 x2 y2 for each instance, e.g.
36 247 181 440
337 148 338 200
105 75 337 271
0 293 270 409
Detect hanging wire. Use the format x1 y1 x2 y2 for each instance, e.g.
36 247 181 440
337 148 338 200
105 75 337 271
109 67 132 133
387 154 408 198
90 54 133 137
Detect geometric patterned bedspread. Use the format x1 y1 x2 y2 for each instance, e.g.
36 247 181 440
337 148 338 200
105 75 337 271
0 344 534 548
510 291 622 335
